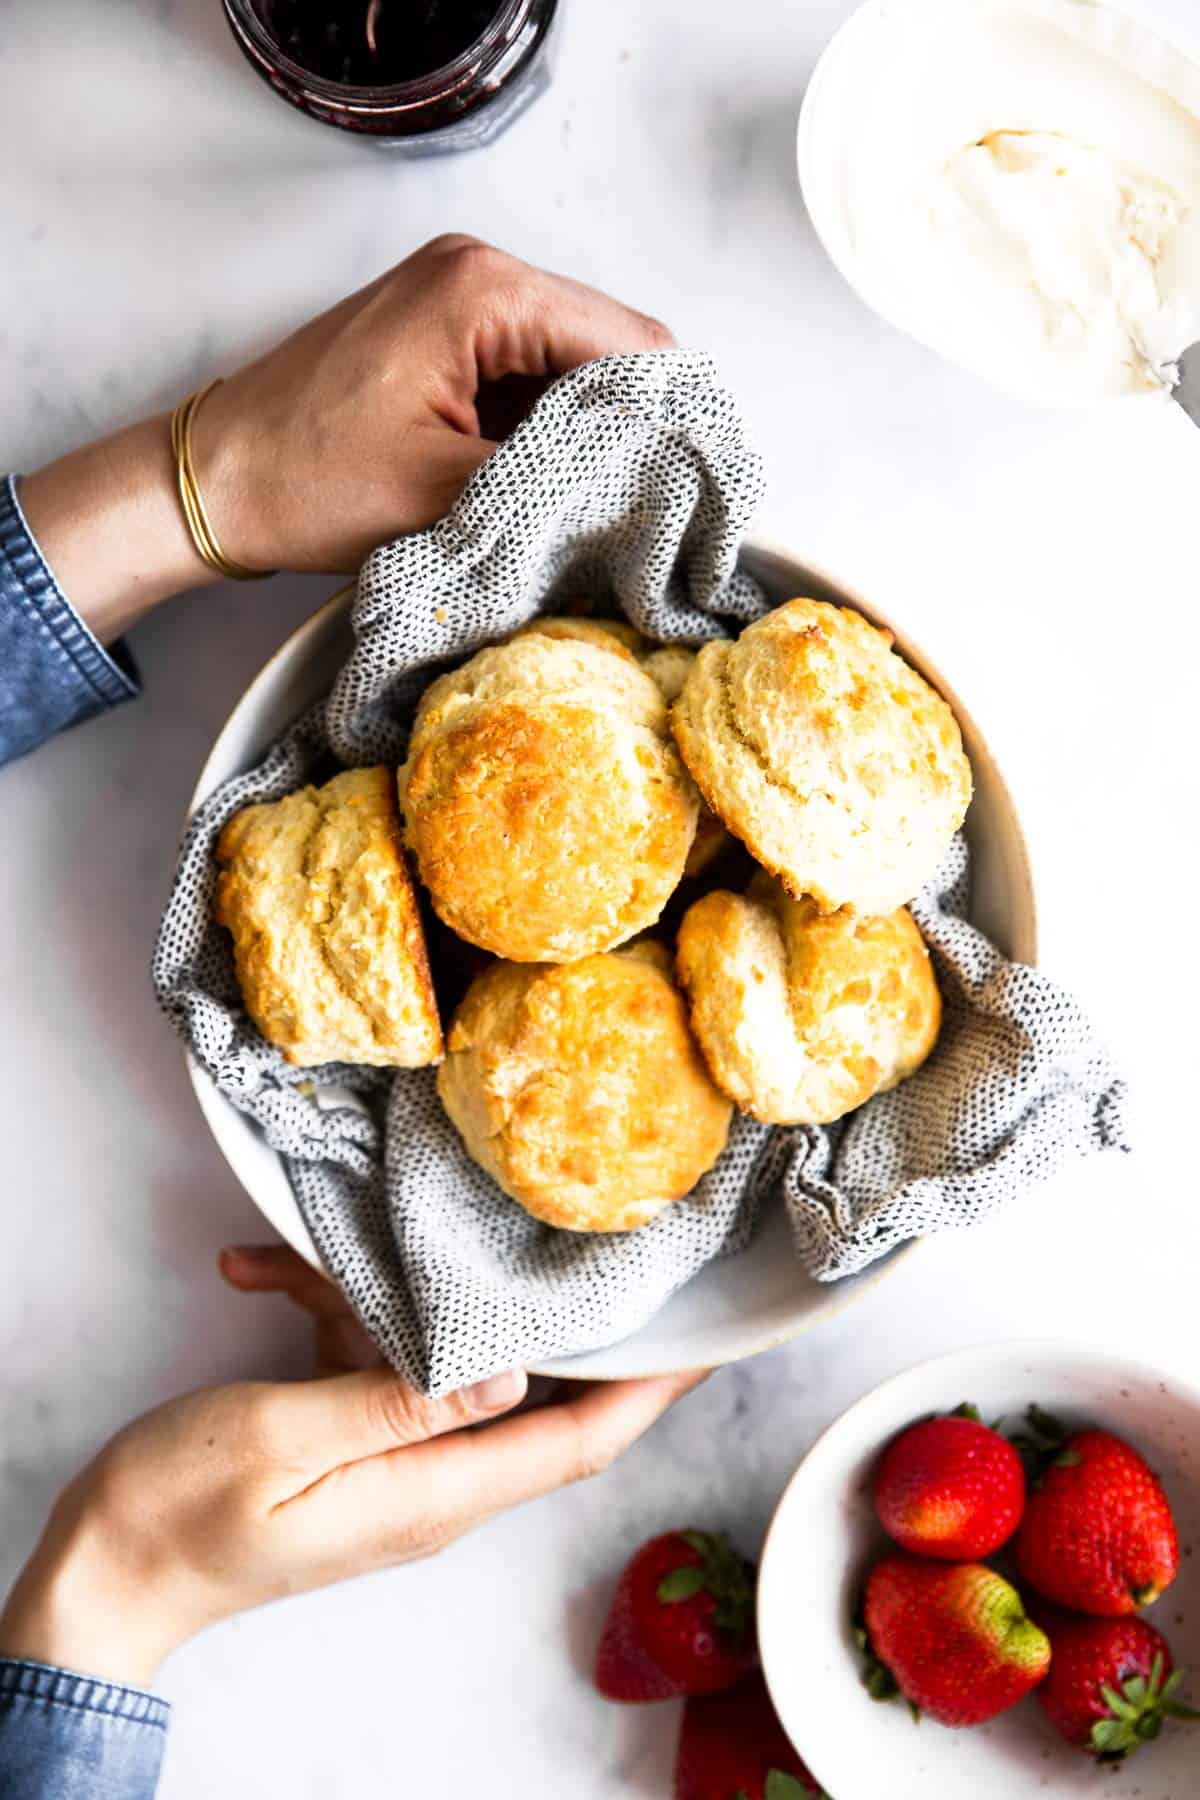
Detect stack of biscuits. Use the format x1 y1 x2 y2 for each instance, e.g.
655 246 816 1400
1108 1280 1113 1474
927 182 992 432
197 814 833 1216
215 599 972 1234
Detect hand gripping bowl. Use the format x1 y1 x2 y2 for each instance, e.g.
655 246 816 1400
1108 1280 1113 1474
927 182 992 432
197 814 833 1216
184 544 1036 1379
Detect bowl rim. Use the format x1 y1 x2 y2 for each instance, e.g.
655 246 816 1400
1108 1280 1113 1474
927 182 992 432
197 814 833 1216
758 1336 1200 1789
794 0 1198 412
183 541 1038 1378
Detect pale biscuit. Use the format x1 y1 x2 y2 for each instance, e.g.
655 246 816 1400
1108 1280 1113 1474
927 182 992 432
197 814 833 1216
671 599 972 914
517 619 697 705
640 643 697 702
437 942 732 1231
516 614 646 661
640 644 730 876
215 766 442 1069
676 871 941 1124
400 634 699 962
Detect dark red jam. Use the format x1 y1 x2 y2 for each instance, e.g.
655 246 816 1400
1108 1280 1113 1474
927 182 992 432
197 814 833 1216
254 1 502 88
224 0 558 151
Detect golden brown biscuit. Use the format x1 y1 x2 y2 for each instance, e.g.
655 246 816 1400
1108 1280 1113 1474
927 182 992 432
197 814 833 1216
399 634 699 963
215 767 442 1069
524 627 729 881
676 872 940 1124
671 599 972 914
437 943 732 1232
513 625 732 881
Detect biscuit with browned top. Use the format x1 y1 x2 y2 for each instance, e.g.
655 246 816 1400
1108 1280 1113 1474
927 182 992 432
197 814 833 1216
527 626 727 879
215 766 442 1069
400 634 699 962
437 942 731 1231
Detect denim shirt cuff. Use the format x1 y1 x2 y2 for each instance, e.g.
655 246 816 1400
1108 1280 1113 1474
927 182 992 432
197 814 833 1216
0 473 140 728
0 1657 170 1728
0 1657 170 1799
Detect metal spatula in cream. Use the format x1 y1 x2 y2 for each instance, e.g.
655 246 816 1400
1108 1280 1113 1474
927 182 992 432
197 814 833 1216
1172 342 1200 426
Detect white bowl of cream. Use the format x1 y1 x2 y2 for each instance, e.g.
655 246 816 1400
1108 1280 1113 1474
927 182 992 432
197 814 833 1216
798 0 1200 405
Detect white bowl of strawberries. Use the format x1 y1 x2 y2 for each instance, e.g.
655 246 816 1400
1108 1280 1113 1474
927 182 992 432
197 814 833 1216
757 1341 1200 1800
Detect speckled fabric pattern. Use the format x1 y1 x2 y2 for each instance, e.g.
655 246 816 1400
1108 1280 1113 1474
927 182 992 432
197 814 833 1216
152 351 1129 1396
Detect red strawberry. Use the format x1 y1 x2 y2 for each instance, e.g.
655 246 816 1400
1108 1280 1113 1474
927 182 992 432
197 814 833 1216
1033 1606 1199 1758
874 1403 1025 1559
674 1672 825 1799
594 1530 758 1702
862 1554 1050 1726
1012 1409 1179 1616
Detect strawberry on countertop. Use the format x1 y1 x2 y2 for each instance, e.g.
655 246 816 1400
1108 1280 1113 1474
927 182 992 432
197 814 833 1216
873 1403 1025 1560
1033 1606 1199 1758
1013 1408 1180 1616
675 1671 826 1799
595 1530 758 1702
862 1554 1050 1727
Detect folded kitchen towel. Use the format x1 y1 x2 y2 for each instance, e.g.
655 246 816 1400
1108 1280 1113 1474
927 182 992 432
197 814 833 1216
153 350 1129 1395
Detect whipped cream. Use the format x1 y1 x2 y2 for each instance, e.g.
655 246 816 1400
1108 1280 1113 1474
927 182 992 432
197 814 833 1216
935 128 1189 391
801 0 1200 404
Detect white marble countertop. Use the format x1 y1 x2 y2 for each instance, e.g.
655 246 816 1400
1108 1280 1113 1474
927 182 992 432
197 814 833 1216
3 1 1200 1794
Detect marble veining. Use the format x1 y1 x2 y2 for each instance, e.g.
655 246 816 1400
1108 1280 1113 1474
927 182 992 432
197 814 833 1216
2 1 1199 1794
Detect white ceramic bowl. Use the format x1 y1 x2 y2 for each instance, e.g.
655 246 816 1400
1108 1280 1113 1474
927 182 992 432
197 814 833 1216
759 1341 1200 1800
186 542 1036 1380
797 0 1200 408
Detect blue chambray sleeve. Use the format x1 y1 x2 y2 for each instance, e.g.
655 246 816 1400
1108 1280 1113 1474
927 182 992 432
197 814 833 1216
0 1658 169 1798
0 473 140 769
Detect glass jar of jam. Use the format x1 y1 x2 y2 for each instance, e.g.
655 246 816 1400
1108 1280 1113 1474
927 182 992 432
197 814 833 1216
222 0 560 153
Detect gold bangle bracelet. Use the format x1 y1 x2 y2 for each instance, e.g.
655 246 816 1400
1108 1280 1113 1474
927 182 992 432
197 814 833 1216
170 379 273 582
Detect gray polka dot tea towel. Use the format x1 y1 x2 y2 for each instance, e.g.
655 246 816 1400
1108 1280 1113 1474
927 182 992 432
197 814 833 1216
152 351 1129 1396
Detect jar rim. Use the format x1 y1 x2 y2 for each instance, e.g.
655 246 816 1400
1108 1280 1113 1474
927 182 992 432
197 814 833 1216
223 0 533 109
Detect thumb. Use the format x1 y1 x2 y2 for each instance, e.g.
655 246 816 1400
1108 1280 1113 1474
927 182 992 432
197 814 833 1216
270 1365 528 1471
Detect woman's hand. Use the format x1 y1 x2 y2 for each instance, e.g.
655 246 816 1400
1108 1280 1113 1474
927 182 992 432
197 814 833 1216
191 234 673 573
18 236 672 640
0 1243 702 1689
